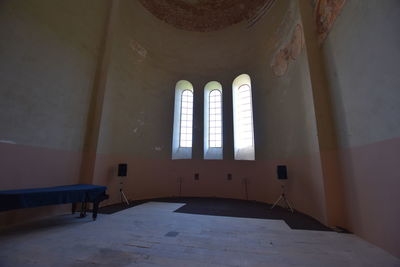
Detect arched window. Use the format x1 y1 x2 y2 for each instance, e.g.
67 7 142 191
233 74 255 160
172 80 193 159
204 81 223 159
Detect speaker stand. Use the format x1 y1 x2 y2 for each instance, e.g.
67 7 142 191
271 185 293 213
119 179 130 206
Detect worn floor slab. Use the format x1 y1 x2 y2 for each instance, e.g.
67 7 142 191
0 202 398 266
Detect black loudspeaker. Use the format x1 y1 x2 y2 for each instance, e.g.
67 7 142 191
118 163 127 177
277 165 287 180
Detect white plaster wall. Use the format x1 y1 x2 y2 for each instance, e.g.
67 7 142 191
0 0 107 151
323 0 400 258
324 0 400 148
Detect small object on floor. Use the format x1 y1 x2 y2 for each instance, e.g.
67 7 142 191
165 231 179 237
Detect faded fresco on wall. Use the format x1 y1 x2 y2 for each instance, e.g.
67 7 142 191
130 39 147 64
314 0 346 43
271 23 305 77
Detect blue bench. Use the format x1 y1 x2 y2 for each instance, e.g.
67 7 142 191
0 184 108 220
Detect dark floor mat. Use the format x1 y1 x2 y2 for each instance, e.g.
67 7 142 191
98 197 332 231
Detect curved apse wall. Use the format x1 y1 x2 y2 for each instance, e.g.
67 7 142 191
92 0 328 227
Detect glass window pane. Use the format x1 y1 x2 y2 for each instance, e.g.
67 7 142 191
235 84 254 149
180 90 193 148
208 89 223 148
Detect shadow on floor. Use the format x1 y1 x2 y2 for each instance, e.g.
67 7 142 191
99 197 333 231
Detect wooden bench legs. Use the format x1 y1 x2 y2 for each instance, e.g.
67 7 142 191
71 202 99 221
92 201 100 221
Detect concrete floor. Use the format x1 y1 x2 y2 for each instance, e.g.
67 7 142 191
0 202 399 267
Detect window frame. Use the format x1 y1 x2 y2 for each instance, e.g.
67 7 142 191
172 80 194 160
203 81 223 160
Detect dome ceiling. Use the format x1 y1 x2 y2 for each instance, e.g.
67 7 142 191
138 0 275 32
